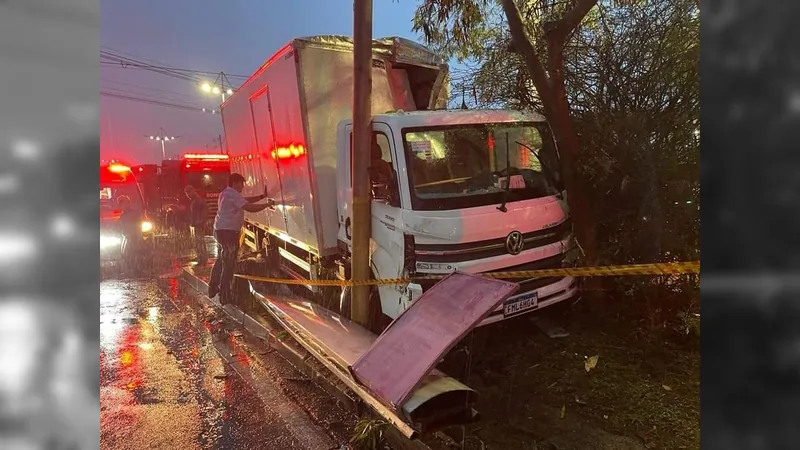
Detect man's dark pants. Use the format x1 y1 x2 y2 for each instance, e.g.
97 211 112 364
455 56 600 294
192 222 208 265
209 229 240 303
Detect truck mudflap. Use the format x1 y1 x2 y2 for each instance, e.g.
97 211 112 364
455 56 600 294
255 278 504 436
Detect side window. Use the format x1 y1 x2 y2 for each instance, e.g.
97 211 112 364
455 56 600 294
348 131 394 184
374 133 392 165
349 131 400 207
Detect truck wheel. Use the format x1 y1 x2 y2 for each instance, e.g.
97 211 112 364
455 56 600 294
232 257 265 312
367 287 391 333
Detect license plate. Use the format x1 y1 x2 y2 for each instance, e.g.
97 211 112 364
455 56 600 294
503 291 539 318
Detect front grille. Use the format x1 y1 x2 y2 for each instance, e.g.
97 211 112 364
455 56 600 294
485 253 567 289
486 253 565 274
413 254 567 291
415 219 571 263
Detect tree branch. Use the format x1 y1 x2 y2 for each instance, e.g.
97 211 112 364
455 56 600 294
498 0 554 108
543 0 599 50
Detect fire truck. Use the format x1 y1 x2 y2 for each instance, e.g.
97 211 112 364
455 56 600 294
131 163 161 217
158 153 231 230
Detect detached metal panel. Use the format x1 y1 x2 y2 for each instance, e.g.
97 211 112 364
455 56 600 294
350 272 519 410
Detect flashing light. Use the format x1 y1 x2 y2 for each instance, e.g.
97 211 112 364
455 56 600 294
271 144 306 160
107 163 131 173
201 83 212 93
141 221 154 233
226 88 233 95
183 153 229 161
212 86 221 94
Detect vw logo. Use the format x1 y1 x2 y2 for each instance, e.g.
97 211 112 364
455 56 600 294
505 231 524 255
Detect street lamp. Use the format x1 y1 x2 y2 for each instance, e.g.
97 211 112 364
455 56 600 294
147 128 178 160
199 72 235 103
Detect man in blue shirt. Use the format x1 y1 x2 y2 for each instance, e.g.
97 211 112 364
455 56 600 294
208 173 273 303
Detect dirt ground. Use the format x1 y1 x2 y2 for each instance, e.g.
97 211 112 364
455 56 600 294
440 298 700 450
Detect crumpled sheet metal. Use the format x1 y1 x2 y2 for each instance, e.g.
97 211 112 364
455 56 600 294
350 271 519 410
294 35 447 68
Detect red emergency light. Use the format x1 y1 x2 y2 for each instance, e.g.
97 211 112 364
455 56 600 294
107 163 131 173
183 153 229 161
271 144 305 160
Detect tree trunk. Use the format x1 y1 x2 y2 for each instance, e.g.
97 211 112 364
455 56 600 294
549 99 597 263
546 35 597 264
499 0 599 264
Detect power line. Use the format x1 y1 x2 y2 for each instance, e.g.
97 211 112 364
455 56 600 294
101 51 203 84
100 78 209 102
100 91 205 112
101 45 248 78
100 45 250 79
100 61 250 79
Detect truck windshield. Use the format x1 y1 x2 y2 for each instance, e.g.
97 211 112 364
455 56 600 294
402 122 560 211
185 171 228 192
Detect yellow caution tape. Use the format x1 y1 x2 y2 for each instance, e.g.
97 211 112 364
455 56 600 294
234 261 700 287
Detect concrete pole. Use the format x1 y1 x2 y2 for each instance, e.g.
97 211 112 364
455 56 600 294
350 0 373 326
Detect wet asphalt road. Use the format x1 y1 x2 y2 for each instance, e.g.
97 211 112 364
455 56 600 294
100 276 349 450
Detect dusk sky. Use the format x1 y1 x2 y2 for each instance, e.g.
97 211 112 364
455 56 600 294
100 0 452 165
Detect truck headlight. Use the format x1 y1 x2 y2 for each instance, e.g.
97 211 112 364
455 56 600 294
100 235 122 249
141 221 154 233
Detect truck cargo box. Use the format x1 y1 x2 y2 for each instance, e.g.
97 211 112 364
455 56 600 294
222 35 449 256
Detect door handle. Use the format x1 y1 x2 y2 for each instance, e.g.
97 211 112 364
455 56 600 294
345 217 352 240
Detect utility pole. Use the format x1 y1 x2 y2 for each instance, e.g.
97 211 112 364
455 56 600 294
351 0 373 326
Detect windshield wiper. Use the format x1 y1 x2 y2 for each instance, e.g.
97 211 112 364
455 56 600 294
515 140 560 194
497 133 511 213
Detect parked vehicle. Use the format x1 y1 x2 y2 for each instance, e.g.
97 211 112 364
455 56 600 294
132 154 230 234
222 35 578 326
100 162 155 265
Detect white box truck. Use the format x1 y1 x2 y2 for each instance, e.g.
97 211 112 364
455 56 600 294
222 35 578 326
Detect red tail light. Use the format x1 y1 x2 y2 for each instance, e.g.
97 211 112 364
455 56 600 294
271 144 305 160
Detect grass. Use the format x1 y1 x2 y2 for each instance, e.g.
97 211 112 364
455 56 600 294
442 298 700 450
350 418 390 450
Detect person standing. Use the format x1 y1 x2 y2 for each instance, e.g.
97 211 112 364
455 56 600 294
184 185 209 266
117 195 144 273
208 173 273 303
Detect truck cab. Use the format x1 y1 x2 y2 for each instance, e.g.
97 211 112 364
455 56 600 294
336 110 577 324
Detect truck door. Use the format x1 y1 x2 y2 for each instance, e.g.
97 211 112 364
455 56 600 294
338 122 403 249
250 87 289 232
